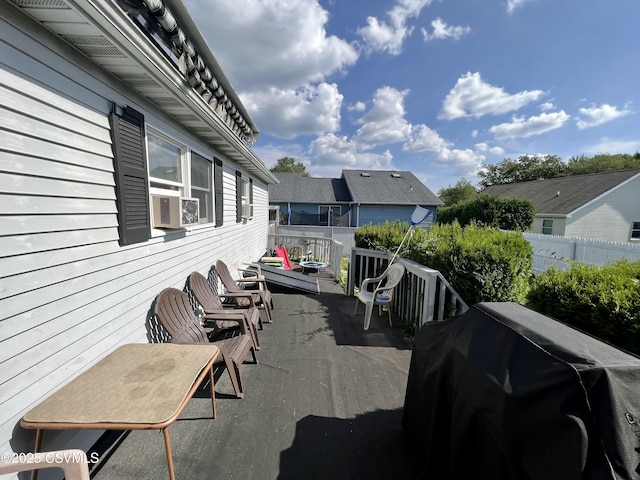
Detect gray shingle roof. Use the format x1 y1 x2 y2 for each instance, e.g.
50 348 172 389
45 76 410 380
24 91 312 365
483 169 640 215
342 170 443 205
269 170 443 206
269 173 351 203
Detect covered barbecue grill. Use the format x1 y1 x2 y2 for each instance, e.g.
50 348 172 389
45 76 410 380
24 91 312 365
403 302 640 480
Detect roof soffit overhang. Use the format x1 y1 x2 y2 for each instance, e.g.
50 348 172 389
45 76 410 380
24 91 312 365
8 0 278 184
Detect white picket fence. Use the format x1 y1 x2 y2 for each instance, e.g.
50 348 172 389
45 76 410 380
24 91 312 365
524 233 640 272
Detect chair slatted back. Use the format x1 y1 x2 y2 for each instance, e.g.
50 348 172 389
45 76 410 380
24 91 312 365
215 260 253 307
154 288 208 344
215 260 242 294
188 271 224 311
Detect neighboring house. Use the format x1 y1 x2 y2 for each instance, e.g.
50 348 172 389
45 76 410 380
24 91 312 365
483 170 640 242
1 0 277 463
270 170 443 227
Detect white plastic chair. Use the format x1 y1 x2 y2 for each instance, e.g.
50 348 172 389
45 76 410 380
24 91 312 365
0 449 90 480
354 263 406 330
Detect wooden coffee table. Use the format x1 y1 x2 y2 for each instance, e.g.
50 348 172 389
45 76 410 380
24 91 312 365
21 343 219 480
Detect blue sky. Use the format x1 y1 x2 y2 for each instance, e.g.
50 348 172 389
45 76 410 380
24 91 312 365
184 0 639 194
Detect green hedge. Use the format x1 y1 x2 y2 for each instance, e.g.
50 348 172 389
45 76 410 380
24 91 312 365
355 222 533 305
527 260 640 355
437 194 534 231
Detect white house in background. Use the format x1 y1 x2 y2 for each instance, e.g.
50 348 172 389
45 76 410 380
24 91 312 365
0 0 277 468
483 169 640 243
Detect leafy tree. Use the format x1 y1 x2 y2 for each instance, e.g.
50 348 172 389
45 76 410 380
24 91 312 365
478 155 567 189
270 157 310 176
437 194 534 231
567 153 640 176
477 152 640 189
437 178 477 206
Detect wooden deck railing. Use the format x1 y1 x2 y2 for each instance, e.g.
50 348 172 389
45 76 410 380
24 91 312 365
349 247 468 328
267 234 344 277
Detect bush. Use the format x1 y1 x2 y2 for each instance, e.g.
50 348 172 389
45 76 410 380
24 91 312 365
437 194 534 231
412 223 533 305
527 260 640 355
355 221 533 305
355 221 409 252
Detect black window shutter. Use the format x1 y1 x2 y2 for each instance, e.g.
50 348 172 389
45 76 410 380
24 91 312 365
109 106 151 246
235 170 242 223
214 158 224 227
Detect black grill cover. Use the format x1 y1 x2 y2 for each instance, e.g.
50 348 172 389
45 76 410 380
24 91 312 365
402 302 640 480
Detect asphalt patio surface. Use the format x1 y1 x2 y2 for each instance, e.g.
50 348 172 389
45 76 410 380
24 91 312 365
90 274 420 480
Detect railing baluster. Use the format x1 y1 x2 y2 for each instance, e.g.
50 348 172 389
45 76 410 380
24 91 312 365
348 247 468 330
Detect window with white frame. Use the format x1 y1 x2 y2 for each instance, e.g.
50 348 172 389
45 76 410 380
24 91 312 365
110 106 224 244
631 221 640 240
190 153 213 223
542 219 553 235
236 171 253 222
147 129 216 226
147 130 185 192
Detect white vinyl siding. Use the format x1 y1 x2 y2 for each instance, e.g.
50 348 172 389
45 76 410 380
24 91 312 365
0 10 270 464
564 178 640 242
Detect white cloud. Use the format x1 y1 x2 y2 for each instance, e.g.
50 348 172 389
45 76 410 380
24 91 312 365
471 129 478 138
184 0 358 140
506 0 533 14
187 0 358 92
402 125 485 172
576 103 633 129
439 72 545 120
348 101 367 112
422 18 471 41
241 83 343 139
403 124 450 152
354 87 413 148
489 111 570 139
476 143 506 156
540 101 555 111
434 148 485 172
308 133 394 175
357 0 432 55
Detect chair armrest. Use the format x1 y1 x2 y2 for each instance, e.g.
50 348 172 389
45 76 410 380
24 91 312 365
360 275 384 290
219 292 257 307
202 313 248 334
235 276 266 284
236 262 263 276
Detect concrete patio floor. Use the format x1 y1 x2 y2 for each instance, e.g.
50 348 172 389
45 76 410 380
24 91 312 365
90 274 420 480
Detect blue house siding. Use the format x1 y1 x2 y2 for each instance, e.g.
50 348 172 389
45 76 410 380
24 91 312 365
357 205 436 227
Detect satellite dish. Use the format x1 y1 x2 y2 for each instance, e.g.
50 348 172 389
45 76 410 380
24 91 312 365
410 205 430 225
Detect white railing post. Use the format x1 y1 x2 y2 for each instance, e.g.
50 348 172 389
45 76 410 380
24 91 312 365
350 248 468 329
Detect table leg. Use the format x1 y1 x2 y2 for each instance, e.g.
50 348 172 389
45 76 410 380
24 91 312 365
31 429 43 480
209 367 217 419
162 428 175 480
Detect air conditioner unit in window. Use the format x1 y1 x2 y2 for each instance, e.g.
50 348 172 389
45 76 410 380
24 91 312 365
152 195 200 228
